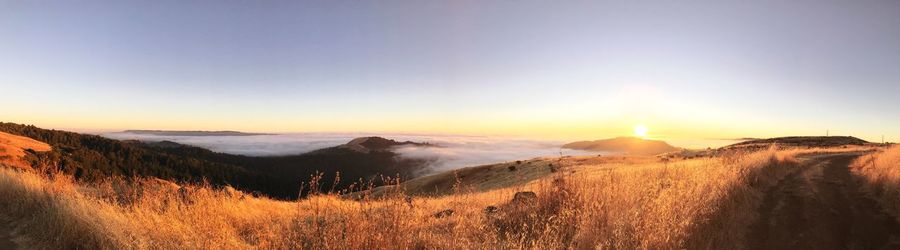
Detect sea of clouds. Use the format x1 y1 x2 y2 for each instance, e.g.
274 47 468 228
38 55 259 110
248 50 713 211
102 132 599 173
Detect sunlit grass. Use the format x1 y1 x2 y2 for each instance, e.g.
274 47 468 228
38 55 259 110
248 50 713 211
852 145 900 221
0 146 813 249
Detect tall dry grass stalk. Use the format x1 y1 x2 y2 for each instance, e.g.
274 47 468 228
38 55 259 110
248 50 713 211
0 147 799 249
852 145 900 221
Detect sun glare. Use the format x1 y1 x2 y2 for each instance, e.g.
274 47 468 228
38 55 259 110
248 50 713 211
634 124 648 138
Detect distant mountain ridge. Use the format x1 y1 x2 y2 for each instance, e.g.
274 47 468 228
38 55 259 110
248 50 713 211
563 137 680 156
727 136 869 148
122 130 275 136
338 136 431 153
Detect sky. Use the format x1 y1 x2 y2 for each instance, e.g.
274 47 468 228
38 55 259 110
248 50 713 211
2 0 899 142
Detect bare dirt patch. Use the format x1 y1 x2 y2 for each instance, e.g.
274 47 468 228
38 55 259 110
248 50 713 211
0 233 16 250
748 153 900 249
0 217 21 250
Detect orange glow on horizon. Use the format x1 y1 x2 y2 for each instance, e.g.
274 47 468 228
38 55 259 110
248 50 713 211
634 124 649 138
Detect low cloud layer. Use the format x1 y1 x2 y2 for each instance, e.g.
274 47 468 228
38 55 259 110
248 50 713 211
103 132 597 173
390 136 598 173
104 132 397 156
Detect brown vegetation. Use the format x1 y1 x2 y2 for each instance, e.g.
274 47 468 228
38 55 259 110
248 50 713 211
0 131 51 169
728 136 869 150
852 146 900 221
358 156 665 198
0 145 816 249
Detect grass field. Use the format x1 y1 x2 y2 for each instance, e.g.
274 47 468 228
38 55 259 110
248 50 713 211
0 145 832 249
852 145 900 222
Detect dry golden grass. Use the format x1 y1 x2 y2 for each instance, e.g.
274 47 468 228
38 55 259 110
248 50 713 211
363 155 659 198
0 146 806 249
0 131 51 169
852 145 900 221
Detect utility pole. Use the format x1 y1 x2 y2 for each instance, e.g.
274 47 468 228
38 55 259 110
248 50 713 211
826 129 829 137
883 135 886 144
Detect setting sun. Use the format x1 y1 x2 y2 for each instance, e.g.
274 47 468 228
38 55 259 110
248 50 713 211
634 124 649 138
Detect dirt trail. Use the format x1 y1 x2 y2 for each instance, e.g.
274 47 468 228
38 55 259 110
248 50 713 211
749 153 900 249
0 227 18 250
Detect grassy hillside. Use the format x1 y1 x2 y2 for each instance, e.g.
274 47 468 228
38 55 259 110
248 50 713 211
729 136 869 149
0 131 51 169
1 145 846 249
359 155 660 198
0 123 287 197
0 123 429 199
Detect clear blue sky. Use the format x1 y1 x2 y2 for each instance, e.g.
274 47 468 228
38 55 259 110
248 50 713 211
2 0 899 141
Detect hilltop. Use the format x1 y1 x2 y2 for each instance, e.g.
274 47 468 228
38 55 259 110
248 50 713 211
563 137 680 156
337 136 430 153
727 136 869 148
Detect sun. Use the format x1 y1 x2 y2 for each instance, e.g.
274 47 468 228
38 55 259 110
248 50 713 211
634 124 649 138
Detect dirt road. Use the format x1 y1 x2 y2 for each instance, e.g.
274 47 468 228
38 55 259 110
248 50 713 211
748 153 900 249
0 227 17 250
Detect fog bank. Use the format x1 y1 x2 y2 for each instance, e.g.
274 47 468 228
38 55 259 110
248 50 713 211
103 132 598 173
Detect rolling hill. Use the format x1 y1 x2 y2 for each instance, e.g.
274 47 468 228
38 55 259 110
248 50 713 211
338 136 430 153
563 137 680 156
355 155 660 198
727 136 869 148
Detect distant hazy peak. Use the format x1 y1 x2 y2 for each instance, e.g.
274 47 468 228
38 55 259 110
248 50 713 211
122 130 275 136
340 136 429 153
563 136 679 156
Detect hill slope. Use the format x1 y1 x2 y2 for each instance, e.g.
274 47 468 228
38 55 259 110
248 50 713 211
338 136 429 153
357 155 660 198
0 123 430 199
137 136 431 197
0 131 51 169
727 136 869 148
